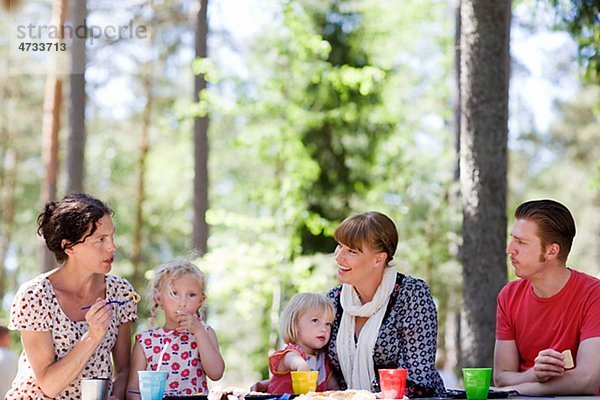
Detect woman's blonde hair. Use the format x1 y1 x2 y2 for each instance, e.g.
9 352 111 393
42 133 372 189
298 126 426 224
147 259 206 318
280 293 335 345
334 211 398 266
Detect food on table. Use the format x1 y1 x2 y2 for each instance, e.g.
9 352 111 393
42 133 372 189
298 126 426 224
203 387 391 400
208 386 248 400
297 390 384 400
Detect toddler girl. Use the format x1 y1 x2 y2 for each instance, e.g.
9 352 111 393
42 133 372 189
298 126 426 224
268 293 337 394
127 260 224 398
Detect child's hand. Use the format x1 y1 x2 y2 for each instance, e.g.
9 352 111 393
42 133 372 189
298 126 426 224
294 362 312 372
251 380 270 393
291 357 311 372
283 351 312 372
176 308 204 334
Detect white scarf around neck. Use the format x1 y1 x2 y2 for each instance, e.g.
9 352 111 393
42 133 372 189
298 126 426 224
336 267 397 390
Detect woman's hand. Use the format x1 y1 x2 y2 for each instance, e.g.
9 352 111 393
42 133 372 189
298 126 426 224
85 298 113 342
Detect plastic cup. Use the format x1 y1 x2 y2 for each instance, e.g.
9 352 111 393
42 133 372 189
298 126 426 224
290 371 319 394
138 370 168 400
462 368 492 400
81 378 110 400
378 369 408 399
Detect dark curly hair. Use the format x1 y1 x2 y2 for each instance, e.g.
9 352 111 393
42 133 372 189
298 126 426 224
37 193 113 263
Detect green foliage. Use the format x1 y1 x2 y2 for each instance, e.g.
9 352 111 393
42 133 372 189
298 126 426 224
547 0 600 83
201 0 459 381
294 1 396 253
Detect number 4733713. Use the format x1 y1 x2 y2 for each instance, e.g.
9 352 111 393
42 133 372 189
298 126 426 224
18 42 67 52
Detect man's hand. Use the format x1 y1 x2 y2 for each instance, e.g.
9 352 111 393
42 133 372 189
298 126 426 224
531 348 566 382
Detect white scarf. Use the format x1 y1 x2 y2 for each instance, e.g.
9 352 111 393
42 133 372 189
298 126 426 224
337 267 397 390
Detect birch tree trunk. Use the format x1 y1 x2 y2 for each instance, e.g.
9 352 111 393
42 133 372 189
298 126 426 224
459 0 511 368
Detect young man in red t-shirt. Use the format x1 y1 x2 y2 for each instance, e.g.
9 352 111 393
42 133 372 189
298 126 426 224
494 199 600 395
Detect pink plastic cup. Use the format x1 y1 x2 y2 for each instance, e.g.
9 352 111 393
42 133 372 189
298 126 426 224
378 368 408 399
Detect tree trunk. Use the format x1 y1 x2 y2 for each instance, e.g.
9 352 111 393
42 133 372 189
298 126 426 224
192 0 209 255
453 0 461 182
1 0 21 11
40 0 67 272
459 0 511 368
67 0 87 193
41 79 62 215
132 23 154 290
450 0 462 372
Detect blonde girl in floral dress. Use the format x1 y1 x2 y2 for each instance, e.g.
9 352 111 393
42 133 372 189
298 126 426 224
126 260 224 399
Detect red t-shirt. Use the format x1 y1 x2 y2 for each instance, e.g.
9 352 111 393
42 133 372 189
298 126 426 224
496 269 600 392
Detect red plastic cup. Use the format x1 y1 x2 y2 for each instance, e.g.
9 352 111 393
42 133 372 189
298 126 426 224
378 368 408 399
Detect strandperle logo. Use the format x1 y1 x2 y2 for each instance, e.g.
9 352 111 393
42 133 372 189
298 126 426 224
8 9 151 76
16 19 148 45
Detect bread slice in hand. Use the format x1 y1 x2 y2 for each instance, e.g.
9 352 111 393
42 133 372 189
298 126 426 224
562 349 574 369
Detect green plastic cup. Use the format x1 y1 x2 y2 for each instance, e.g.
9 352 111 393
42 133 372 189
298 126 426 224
462 368 492 400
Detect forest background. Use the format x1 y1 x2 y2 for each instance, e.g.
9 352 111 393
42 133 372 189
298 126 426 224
1 0 599 389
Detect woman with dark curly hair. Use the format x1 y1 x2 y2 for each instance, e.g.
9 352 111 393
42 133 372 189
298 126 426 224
6 193 137 400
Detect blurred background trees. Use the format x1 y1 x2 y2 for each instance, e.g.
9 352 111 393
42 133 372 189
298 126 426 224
1 0 598 388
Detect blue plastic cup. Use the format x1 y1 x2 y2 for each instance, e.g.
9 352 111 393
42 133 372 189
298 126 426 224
138 370 168 400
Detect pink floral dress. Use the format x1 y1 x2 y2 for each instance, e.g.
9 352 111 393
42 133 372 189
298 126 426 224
136 327 209 395
6 273 138 400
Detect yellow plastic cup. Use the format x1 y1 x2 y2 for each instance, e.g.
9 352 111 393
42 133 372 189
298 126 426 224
291 371 319 394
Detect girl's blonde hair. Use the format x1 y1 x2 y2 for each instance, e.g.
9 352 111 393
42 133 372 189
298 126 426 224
280 293 335 345
147 259 206 318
